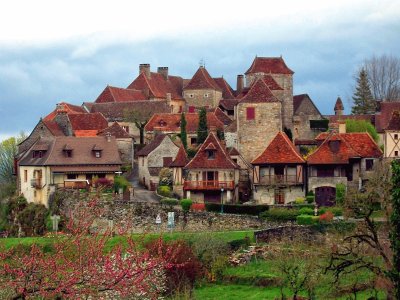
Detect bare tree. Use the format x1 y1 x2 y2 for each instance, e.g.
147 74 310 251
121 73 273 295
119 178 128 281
364 54 400 101
123 107 154 144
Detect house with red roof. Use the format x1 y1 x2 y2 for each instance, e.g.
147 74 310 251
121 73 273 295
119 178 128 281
94 85 147 103
252 132 306 204
308 131 382 206
183 133 240 203
383 110 400 158
375 102 400 143
136 134 180 190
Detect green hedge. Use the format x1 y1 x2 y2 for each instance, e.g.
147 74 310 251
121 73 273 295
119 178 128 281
297 214 319 225
157 185 172 198
306 195 315 203
205 203 269 215
180 199 193 212
298 207 314 215
160 198 179 207
260 207 299 222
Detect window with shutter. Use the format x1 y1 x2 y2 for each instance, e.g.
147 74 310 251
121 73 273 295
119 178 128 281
246 107 255 120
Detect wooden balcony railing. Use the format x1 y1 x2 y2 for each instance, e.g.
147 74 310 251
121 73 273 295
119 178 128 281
258 175 303 185
183 180 234 190
30 178 43 189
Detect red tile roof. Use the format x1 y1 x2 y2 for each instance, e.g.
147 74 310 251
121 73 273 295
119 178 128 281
68 113 109 131
43 102 86 121
74 130 99 137
245 57 294 75
236 76 283 99
214 77 235 98
252 132 305 165
227 147 240 156
97 122 133 139
184 67 222 91
127 72 184 100
386 110 400 130
185 133 238 169
239 78 279 103
212 107 233 125
144 112 224 134
219 99 238 110
308 132 382 164
170 145 189 167
375 102 400 132
42 120 65 136
95 86 147 103
136 134 168 156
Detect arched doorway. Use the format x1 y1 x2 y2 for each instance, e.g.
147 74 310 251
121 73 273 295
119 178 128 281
315 186 336 207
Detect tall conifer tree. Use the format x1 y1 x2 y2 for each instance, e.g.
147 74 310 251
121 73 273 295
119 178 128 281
180 112 187 150
351 68 376 114
197 107 208 144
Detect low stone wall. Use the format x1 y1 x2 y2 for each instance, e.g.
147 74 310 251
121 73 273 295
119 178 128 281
254 225 325 244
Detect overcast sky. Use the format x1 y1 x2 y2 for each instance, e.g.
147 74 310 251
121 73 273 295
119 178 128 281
1 0 399 141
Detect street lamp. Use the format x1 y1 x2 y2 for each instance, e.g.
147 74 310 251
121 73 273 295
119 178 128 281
220 187 224 214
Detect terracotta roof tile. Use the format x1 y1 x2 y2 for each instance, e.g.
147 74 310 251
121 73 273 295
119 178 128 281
44 102 86 121
68 113 108 131
245 57 294 75
170 145 189 167
184 67 221 91
262 75 283 90
252 132 305 165
227 147 240 156
42 120 65 136
97 122 133 139
219 99 238 110
74 130 100 137
145 112 224 134
95 86 147 103
239 78 279 103
212 107 233 125
127 72 184 100
213 77 235 98
375 102 400 132
185 133 238 169
136 134 168 156
386 110 400 130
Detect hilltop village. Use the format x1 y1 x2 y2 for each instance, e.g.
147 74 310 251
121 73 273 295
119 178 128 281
15 56 400 207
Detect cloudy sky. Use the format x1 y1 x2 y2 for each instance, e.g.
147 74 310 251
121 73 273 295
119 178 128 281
1 0 399 141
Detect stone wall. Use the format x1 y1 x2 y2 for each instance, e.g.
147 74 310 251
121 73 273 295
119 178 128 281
116 138 133 165
18 120 54 155
254 185 305 205
254 225 325 244
183 89 222 110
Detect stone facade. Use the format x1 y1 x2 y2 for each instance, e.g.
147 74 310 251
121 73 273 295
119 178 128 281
183 89 222 111
293 95 323 140
237 102 282 163
253 185 304 205
18 120 54 156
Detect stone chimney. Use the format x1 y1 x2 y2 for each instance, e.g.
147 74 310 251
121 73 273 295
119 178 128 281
236 75 244 94
157 67 169 80
106 132 112 142
56 103 67 114
166 93 172 106
139 63 151 79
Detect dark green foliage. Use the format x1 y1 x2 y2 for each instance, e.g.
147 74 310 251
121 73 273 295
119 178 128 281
283 127 293 141
306 195 315 204
327 206 343 217
351 68 376 114
180 113 188 150
197 107 208 144
17 203 48 236
260 207 299 222
390 160 400 299
0 182 16 200
228 237 251 251
310 119 329 130
160 198 179 208
186 148 197 159
296 214 319 225
335 183 346 206
113 176 130 193
205 203 269 215
157 185 172 198
298 207 314 215
345 119 379 142
180 198 193 212
216 128 225 141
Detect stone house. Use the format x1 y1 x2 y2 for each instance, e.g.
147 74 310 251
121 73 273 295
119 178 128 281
236 78 282 163
307 131 382 206
252 132 306 204
136 134 180 190
183 133 240 203
227 147 252 202
127 64 185 113
383 110 400 158
170 145 190 198
18 136 122 206
144 112 225 148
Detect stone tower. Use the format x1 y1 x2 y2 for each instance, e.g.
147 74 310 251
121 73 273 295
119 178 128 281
334 97 344 116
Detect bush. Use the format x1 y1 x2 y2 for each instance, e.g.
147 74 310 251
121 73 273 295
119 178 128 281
327 206 343 217
319 211 334 223
17 203 48 236
160 198 179 208
297 214 319 225
205 203 269 215
94 178 113 189
298 207 314 215
186 148 198 159
335 183 346 205
306 195 315 203
191 203 206 211
180 199 193 212
260 207 299 222
295 197 305 204
113 176 130 193
157 185 172 197
228 237 251 251
158 168 173 187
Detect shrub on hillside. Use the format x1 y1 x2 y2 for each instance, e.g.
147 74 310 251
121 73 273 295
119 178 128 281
180 199 193 212
306 190 315 203
17 203 48 236
157 185 172 198
327 206 343 216
113 176 130 193
295 197 305 204
260 207 299 222
298 207 314 216
205 203 269 215
335 183 346 206
297 214 319 225
160 198 179 208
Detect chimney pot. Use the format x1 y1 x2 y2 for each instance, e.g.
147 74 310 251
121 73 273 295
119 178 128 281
236 75 244 95
157 67 169 80
139 63 151 79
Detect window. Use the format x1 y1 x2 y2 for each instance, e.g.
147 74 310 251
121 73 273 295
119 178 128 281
317 167 335 177
206 150 216 159
94 151 101 158
246 107 255 120
178 106 182 113
204 93 209 98
122 126 129 133
67 174 77 180
64 150 72 157
188 106 195 113
395 151 399 157
24 170 27 182
366 159 374 171
163 157 173 167
395 134 399 140
188 93 194 98
190 137 197 145
32 151 44 158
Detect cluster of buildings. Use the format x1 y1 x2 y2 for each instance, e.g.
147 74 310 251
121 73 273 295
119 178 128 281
15 56 400 207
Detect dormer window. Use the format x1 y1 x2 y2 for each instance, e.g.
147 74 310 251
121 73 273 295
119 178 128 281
207 150 216 159
32 151 44 158
159 120 166 127
64 150 73 157
94 151 101 158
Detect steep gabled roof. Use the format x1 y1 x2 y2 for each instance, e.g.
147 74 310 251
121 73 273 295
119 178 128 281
386 110 400 131
95 86 147 103
185 133 238 169
68 113 108 131
212 107 233 125
144 112 224 133
97 122 133 139
219 99 238 111
376 102 400 132
252 132 305 165
262 75 283 90
127 72 184 100
42 120 65 136
170 145 189 167
334 97 344 111
43 102 86 121
245 57 294 75
136 134 168 156
239 78 280 103
184 67 222 91
293 94 322 116
213 77 235 98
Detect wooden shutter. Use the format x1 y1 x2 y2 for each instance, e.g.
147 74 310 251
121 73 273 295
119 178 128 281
246 107 255 120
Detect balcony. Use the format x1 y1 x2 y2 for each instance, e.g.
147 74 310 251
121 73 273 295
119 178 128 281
30 178 43 189
183 180 234 191
258 175 303 186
